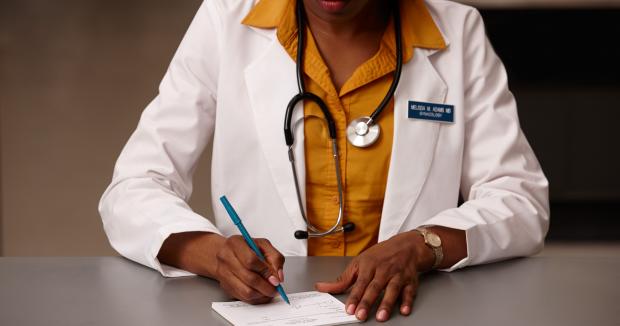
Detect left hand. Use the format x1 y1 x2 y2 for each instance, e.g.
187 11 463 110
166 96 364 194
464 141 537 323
315 231 432 322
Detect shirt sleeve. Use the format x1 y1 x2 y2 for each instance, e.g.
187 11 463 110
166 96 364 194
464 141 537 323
424 8 550 271
98 0 223 277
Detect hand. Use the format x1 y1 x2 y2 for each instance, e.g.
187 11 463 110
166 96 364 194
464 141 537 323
315 231 433 322
214 235 286 304
158 232 285 305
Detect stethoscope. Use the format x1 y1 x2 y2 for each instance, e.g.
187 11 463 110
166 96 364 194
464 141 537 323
284 0 403 239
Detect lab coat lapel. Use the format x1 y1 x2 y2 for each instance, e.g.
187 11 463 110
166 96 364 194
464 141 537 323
379 48 447 241
244 31 308 234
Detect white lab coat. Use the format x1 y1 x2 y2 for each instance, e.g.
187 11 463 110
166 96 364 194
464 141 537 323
99 0 549 277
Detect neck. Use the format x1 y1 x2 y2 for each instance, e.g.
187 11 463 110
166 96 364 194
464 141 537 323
301 0 391 39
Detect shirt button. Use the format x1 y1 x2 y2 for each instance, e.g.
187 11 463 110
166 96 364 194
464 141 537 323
332 196 338 203
331 240 342 248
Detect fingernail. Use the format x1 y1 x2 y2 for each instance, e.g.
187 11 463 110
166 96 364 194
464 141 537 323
356 308 367 320
278 269 284 282
377 309 388 321
346 304 355 315
401 305 411 315
268 275 280 286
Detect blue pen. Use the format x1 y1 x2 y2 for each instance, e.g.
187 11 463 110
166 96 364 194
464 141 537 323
219 196 290 305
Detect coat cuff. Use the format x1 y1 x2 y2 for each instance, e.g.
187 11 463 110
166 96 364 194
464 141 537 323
421 214 477 272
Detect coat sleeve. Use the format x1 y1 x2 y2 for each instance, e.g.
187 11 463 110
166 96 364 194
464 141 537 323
423 8 550 271
98 0 222 277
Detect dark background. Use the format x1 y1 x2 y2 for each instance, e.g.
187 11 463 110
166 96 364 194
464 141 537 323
481 9 620 240
0 1 618 256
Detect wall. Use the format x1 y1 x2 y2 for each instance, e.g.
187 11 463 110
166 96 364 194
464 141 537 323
0 0 209 255
1 1 618 256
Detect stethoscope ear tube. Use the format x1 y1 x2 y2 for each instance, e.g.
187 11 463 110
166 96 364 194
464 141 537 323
294 222 356 239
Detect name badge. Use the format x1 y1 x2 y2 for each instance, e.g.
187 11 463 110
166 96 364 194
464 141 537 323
408 101 454 123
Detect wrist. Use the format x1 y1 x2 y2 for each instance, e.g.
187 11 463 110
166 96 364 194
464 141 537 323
202 233 227 275
407 230 435 272
158 231 225 277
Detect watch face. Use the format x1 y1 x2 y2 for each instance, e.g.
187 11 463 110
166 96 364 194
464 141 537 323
427 233 442 247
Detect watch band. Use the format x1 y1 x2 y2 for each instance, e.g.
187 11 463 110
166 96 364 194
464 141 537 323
416 228 444 269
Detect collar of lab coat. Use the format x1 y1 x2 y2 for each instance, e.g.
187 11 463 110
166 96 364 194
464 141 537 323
242 1 451 241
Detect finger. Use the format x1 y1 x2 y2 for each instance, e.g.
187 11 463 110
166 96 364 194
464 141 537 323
219 272 272 305
376 276 402 322
355 274 389 321
255 238 285 282
226 252 278 298
229 236 279 285
315 261 359 295
399 283 417 316
344 266 373 317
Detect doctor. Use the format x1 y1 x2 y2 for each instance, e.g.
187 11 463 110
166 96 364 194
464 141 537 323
100 0 549 322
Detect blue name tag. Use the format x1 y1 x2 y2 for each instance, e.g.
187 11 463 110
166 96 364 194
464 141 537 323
408 101 455 123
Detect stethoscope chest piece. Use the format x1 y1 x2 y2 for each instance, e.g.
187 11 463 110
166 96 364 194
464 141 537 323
346 117 380 148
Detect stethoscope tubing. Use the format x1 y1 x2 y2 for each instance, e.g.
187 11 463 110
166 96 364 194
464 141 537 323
284 0 403 239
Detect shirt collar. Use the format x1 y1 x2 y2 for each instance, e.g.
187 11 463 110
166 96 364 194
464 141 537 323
241 0 447 59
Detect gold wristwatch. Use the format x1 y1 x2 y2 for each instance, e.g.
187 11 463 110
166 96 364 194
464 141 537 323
415 227 444 269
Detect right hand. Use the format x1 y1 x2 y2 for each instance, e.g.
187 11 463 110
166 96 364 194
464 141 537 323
214 235 285 304
157 232 285 305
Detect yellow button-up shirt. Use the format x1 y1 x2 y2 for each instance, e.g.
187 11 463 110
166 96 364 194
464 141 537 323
243 0 445 256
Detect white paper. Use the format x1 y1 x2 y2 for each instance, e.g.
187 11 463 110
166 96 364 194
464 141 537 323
211 291 360 326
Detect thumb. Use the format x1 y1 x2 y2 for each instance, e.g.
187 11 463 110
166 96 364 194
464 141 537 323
315 262 358 294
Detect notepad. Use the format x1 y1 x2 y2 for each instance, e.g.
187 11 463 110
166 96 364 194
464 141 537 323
211 291 360 326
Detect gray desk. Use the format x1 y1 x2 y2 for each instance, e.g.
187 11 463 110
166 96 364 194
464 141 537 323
0 255 618 326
